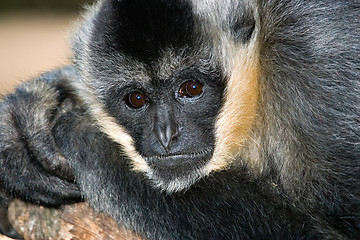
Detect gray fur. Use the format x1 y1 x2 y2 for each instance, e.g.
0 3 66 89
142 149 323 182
0 0 359 239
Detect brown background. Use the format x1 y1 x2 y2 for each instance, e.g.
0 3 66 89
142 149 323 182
0 0 95 94
0 12 73 94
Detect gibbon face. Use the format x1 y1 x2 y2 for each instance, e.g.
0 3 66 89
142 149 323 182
73 0 258 192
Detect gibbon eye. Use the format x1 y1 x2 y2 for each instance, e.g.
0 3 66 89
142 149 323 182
125 91 147 109
178 80 203 98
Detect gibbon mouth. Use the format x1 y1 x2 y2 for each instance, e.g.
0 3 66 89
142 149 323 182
145 148 213 169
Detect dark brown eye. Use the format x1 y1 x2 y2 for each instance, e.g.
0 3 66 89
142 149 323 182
178 80 203 98
125 91 147 109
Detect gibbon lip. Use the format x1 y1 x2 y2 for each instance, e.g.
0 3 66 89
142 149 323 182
145 148 213 167
145 147 212 160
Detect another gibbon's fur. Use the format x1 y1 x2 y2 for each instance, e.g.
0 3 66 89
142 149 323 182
0 0 359 239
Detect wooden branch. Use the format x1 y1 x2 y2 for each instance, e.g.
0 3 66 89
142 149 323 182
8 200 144 240
0 234 14 240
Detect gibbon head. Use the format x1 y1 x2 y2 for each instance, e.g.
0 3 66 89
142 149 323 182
72 0 259 192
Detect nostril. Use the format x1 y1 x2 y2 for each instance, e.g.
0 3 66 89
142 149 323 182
156 123 178 151
167 128 179 150
170 127 179 142
159 127 171 150
154 115 178 151
153 106 178 151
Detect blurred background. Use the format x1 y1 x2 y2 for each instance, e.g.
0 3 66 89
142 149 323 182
0 0 95 94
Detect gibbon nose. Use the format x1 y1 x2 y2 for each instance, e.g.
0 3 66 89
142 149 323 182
154 108 178 151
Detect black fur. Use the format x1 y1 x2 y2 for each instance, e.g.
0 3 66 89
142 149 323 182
0 68 81 238
52 110 331 239
91 0 196 62
0 0 359 239
0 67 81 205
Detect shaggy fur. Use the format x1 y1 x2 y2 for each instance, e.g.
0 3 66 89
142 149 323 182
0 0 359 239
